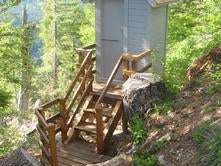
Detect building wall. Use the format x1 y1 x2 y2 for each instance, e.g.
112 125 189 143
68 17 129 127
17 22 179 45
127 0 168 75
96 0 168 82
147 5 168 76
127 0 150 53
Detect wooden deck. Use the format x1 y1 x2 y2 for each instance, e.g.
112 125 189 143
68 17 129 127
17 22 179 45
93 82 123 97
42 140 111 166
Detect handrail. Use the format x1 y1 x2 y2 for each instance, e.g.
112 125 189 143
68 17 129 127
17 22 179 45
122 49 152 62
95 55 124 108
64 50 93 101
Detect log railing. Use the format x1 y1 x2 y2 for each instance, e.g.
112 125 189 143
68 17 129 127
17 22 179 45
122 49 152 80
35 44 96 166
94 49 152 153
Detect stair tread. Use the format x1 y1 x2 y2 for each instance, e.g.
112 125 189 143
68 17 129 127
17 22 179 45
84 108 113 118
75 123 97 134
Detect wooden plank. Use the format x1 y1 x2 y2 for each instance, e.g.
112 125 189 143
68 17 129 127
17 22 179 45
35 110 48 128
90 91 122 100
41 98 60 109
58 141 111 163
68 79 93 127
95 55 124 107
84 108 112 118
122 49 152 62
57 151 90 165
58 157 84 166
47 113 61 123
48 123 58 166
36 125 49 145
65 51 93 101
74 123 97 135
59 99 68 143
104 101 123 147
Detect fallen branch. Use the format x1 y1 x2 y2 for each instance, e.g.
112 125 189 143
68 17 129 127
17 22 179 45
187 46 221 80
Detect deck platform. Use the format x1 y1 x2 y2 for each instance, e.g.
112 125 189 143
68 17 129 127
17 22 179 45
42 140 111 166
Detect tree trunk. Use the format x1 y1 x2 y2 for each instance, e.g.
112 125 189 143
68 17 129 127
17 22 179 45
18 6 32 112
122 73 166 120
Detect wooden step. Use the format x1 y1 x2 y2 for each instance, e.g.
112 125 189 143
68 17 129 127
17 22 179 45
84 108 113 118
74 122 97 135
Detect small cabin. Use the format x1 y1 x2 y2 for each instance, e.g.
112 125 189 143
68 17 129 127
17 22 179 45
96 0 172 82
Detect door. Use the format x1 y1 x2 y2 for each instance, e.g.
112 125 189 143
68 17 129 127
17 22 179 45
101 0 124 81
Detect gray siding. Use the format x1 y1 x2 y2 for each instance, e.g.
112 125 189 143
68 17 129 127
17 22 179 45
128 0 150 53
147 6 168 75
96 0 168 82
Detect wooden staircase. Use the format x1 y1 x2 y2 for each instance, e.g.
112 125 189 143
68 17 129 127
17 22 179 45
35 44 152 166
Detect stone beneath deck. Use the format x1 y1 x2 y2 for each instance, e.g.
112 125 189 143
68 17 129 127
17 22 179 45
122 73 166 120
0 148 40 166
86 153 133 166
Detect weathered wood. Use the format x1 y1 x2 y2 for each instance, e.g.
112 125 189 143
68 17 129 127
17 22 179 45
95 55 124 108
68 79 94 127
122 49 152 62
122 105 128 133
41 98 60 109
35 110 48 128
65 50 93 101
46 113 61 124
67 64 93 113
36 125 49 145
123 73 166 120
59 99 68 143
95 107 105 154
47 123 58 166
104 101 122 147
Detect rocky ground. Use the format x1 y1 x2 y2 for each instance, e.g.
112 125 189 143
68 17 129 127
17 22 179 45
105 47 221 166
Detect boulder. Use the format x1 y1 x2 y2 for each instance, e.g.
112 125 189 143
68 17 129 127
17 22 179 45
0 148 40 166
122 73 166 120
86 154 133 166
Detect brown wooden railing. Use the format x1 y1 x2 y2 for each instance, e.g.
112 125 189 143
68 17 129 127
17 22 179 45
94 49 152 153
35 44 96 166
36 44 152 163
122 49 152 79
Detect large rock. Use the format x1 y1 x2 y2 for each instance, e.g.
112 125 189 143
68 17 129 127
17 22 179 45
123 73 166 120
0 148 40 166
86 154 133 166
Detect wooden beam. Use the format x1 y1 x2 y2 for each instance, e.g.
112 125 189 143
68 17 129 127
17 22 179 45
122 49 152 62
48 123 58 166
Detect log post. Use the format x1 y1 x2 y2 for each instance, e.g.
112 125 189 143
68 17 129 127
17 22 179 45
48 123 58 166
95 106 104 154
59 98 68 143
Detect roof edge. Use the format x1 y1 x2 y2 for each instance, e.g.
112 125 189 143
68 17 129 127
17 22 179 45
146 0 174 8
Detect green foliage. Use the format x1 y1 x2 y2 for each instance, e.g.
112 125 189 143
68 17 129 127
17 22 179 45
166 0 221 93
39 0 95 98
192 122 211 144
134 153 158 166
0 89 11 108
152 139 169 152
153 98 173 115
206 64 221 96
192 122 221 166
0 126 24 157
130 115 147 144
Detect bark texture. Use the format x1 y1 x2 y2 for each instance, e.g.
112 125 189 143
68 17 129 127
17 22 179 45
122 73 166 120
0 148 40 166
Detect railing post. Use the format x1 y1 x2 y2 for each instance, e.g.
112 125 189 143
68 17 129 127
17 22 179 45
122 59 130 80
59 98 68 143
48 123 58 166
95 106 104 154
